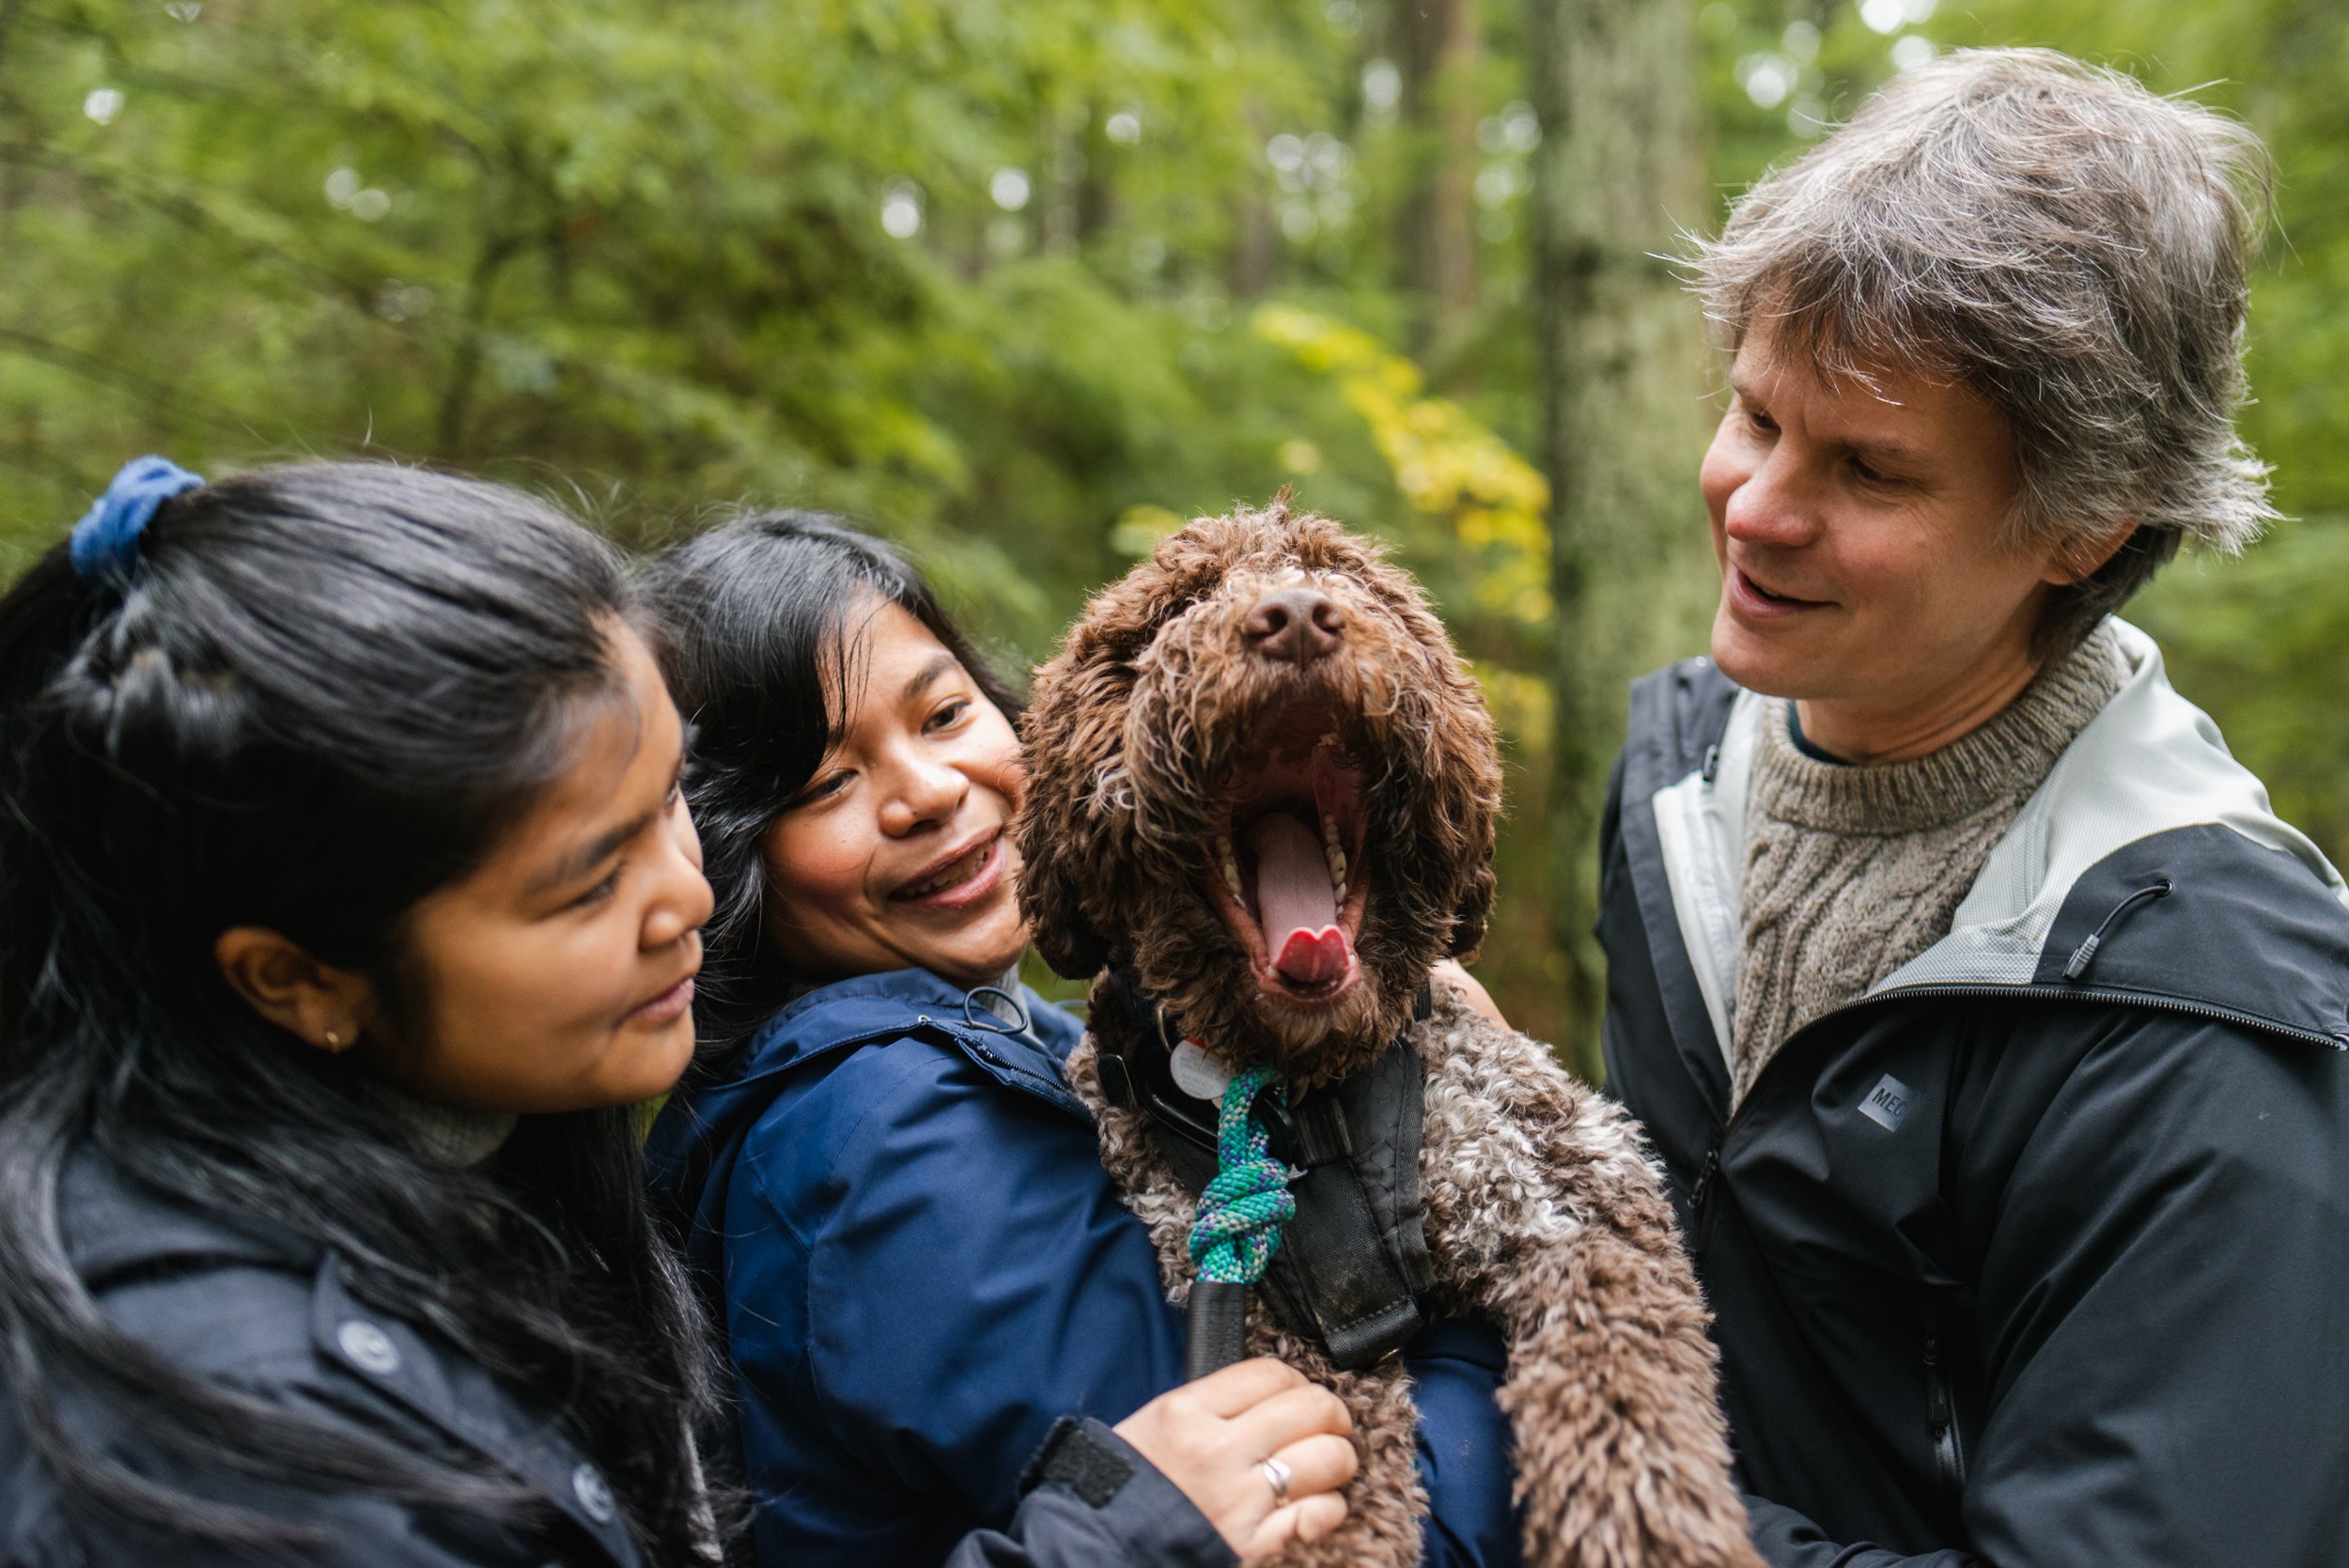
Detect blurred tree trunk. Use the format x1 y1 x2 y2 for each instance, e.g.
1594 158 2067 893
1395 0 1481 349
1078 109 1117 247
1528 0 1714 1080
1232 99 1277 298
1043 107 1084 258
1231 191 1277 297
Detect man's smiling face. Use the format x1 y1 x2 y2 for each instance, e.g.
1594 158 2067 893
1700 316 2082 753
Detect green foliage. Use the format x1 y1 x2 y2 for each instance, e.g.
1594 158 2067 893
6 0 2347 1044
0 0 1351 639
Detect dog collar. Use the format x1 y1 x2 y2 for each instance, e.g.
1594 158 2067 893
1095 968 1438 1369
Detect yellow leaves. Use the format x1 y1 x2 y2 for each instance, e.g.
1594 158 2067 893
1111 502 1187 558
1466 661 1554 753
1252 303 1553 627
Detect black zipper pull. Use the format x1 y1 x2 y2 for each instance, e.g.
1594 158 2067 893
2062 878 2173 982
1688 1145 1721 1250
1923 1330 1968 1498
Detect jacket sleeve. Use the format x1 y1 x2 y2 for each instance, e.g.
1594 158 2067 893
943 1418 1235 1568
8 1462 556 1568
1407 1319 1521 1568
1741 1494 1972 1568
1747 1010 2349 1568
737 1037 1191 1529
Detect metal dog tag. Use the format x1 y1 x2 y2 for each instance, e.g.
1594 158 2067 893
1169 1039 1234 1101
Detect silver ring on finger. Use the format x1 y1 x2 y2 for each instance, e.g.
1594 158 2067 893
1258 1454 1293 1507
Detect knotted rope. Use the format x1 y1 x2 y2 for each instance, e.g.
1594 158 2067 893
1186 1064 1297 1285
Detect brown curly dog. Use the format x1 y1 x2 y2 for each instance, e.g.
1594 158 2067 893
1014 501 1760 1568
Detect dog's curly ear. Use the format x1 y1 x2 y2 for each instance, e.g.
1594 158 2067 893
1015 810 1112 981
1013 660 1119 981
1448 854 1496 963
1425 650 1503 965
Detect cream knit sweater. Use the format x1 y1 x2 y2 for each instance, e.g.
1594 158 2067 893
1729 624 2125 1109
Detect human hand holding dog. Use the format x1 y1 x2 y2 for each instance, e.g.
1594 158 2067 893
1113 1358 1357 1561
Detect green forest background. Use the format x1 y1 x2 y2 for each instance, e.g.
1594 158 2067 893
6 0 2345 1076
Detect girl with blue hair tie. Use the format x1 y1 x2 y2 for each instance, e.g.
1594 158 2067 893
0 458 1348 1568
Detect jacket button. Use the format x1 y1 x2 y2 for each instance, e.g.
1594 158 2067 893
572 1463 616 1525
335 1320 400 1377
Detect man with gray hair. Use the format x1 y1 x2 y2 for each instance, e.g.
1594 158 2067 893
1598 49 2349 1565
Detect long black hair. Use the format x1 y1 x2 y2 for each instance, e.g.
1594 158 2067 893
0 462 723 1560
638 511 1021 1057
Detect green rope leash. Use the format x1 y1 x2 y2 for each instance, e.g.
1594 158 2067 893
1182 1062 1297 1380
1186 1064 1297 1284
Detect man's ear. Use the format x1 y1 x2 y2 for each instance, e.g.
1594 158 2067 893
2044 518 2139 585
212 927 378 1054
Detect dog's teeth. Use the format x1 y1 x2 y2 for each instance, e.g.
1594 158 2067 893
1215 835 1245 900
1334 880 1347 905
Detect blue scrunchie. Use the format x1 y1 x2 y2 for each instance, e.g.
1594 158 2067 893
69 456 205 583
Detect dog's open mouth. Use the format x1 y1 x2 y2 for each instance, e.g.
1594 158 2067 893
1201 705 1369 1007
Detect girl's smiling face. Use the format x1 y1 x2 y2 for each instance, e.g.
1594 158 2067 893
382 623 712 1110
759 598 1028 989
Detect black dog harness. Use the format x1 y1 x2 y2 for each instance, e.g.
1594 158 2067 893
1094 970 1438 1373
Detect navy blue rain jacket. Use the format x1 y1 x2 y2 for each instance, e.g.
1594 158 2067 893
646 969 1519 1568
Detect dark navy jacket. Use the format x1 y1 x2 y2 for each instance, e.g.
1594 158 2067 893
1 1153 1218 1568
1599 622 2349 1567
0 1155 648 1568
646 968 1520 1568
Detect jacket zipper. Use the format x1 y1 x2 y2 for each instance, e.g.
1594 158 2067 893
1681 980 2344 1278
1830 981 2349 1051
1688 1146 1721 1250
1922 1330 1968 1500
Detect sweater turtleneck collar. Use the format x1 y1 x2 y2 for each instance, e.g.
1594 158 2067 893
1750 622 2126 838
361 1077 520 1171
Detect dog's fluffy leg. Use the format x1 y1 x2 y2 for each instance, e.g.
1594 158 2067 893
1417 988 1765 1568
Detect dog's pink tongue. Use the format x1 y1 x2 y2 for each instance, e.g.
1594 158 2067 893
1245 814 1347 984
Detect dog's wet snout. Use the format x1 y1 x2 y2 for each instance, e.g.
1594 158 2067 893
1243 586 1346 666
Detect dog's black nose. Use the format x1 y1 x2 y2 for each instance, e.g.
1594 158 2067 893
1244 587 1346 666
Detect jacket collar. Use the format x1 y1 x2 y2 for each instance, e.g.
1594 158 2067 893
645 967 1088 1233
1638 619 2349 1071
732 966 1081 1098
61 1153 317 1288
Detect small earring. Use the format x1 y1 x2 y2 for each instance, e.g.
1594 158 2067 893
323 1028 343 1051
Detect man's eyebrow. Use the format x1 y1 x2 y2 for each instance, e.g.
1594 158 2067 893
1844 434 1930 467
900 653 957 704
1730 373 1929 467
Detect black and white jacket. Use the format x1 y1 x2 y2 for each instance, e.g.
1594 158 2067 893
1599 619 2349 1568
